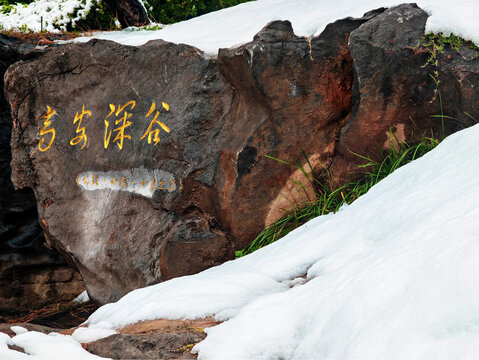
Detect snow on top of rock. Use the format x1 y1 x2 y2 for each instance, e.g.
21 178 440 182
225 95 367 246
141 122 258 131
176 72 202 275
71 0 479 55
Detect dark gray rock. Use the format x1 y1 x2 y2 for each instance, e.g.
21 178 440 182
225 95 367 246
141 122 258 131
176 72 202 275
5 39 235 304
1 34 86 314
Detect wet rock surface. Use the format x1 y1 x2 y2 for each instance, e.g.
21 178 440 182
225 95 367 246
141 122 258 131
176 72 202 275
4 4 479 305
1 34 85 314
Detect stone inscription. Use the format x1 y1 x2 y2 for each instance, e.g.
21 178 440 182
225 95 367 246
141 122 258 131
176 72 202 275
76 167 183 198
38 101 170 152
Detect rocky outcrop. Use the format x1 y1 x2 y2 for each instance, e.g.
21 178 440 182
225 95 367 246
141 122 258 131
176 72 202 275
4 4 479 305
84 318 218 359
0 34 85 314
331 4 479 179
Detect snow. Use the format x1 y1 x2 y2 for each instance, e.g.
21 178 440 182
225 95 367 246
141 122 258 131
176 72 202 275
69 0 479 55
71 323 116 343
0 330 107 359
10 326 28 336
73 290 90 304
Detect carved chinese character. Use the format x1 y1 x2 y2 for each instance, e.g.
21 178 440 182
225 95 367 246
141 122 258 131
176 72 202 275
104 101 136 150
38 106 56 152
70 105 91 150
91 174 99 186
140 101 170 146
158 179 165 190
120 176 128 189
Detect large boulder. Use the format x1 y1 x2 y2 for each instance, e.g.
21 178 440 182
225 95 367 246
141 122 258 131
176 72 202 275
331 4 479 179
0 34 85 314
4 14 371 304
4 4 479 305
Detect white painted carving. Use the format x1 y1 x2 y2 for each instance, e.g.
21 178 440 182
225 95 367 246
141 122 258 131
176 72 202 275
76 166 179 198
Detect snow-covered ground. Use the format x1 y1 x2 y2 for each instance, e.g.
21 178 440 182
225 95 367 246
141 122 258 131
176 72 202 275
71 0 479 55
1 1 479 359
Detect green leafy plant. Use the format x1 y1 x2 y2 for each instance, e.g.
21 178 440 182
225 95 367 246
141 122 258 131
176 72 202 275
137 23 163 31
143 0 253 24
236 131 440 258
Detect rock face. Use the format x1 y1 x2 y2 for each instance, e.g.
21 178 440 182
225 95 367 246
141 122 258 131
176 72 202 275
85 318 218 359
331 4 479 179
0 34 85 314
4 4 479 304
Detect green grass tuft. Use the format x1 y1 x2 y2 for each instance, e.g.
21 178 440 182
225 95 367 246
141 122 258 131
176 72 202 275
235 131 440 258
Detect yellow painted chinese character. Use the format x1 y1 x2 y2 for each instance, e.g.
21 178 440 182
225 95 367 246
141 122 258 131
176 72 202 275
158 179 165 190
120 176 128 189
140 101 170 146
149 179 155 191
91 174 99 186
38 106 56 152
104 101 136 150
70 105 91 150
169 179 176 191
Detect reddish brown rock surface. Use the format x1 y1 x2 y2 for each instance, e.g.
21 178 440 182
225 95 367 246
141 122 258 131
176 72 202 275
84 318 219 359
4 4 479 306
331 4 479 180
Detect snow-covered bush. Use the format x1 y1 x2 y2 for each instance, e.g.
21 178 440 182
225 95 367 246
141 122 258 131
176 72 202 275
0 0 116 32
